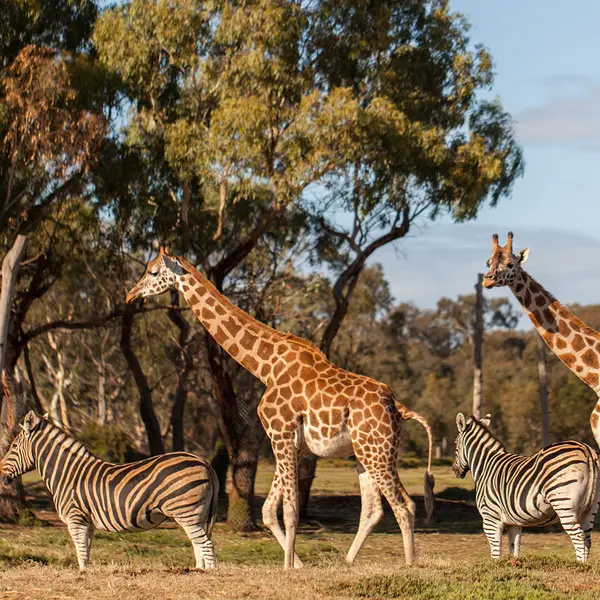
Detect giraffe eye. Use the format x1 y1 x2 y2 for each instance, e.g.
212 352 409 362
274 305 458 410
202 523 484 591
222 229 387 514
150 270 159 276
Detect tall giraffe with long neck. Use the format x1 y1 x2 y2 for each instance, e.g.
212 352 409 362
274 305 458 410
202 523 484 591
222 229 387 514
483 232 600 447
126 247 434 568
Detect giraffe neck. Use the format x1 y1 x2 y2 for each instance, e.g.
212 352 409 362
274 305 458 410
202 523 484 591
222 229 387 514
175 259 297 385
509 270 600 393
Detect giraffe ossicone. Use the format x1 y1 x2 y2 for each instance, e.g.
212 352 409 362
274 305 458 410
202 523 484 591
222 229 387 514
126 248 436 568
483 232 600 447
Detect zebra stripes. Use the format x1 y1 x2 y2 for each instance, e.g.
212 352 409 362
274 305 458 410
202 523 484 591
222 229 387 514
453 412 600 563
0 411 219 570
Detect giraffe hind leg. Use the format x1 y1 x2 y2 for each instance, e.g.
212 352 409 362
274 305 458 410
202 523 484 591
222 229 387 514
357 454 415 565
346 461 384 565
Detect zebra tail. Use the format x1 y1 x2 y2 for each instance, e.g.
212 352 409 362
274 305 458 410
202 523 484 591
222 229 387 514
395 401 435 524
585 449 600 514
206 462 220 538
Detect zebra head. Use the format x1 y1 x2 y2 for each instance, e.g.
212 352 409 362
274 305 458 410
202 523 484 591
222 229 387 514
452 412 491 478
0 411 44 484
482 232 530 289
126 246 189 303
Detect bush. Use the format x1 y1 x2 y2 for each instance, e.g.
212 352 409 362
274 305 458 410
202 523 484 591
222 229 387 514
78 422 141 463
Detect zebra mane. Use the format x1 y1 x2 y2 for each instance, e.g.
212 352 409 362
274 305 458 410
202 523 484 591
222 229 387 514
468 418 506 452
39 419 95 460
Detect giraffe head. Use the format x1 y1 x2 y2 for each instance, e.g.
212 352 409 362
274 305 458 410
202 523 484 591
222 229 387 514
452 412 491 478
482 231 530 289
125 246 188 303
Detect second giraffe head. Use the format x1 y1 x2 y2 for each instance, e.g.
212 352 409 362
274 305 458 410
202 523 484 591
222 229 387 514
125 246 188 303
482 231 530 289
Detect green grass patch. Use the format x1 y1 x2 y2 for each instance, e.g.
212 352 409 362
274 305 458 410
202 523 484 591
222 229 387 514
328 558 600 600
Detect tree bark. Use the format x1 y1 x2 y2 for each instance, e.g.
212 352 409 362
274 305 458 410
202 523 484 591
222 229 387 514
167 291 193 452
472 273 484 419
536 332 550 447
0 236 27 376
0 237 28 522
120 303 164 455
228 427 263 531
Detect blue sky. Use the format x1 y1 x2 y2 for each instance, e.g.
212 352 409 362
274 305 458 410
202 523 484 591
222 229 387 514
373 0 600 319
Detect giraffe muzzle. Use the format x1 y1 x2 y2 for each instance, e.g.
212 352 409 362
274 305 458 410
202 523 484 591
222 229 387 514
125 287 141 303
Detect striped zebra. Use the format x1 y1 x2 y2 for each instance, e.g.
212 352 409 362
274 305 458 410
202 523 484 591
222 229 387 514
0 411 219 570
453 412 600 562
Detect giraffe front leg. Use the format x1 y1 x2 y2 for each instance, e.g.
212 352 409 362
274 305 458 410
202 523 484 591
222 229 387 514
67 519 93 571
507 526 522 558
262 463 303 568
482 517 503 559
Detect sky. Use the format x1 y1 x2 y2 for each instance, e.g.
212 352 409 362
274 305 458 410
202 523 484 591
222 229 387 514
372 0 600 322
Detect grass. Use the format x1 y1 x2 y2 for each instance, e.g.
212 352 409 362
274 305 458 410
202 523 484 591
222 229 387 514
1 460 600 599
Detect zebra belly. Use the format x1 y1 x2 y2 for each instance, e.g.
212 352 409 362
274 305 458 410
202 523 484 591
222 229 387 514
498 493 557 527
89 506 167 532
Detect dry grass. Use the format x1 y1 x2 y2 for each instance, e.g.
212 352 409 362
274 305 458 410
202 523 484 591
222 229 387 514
1 461 600 599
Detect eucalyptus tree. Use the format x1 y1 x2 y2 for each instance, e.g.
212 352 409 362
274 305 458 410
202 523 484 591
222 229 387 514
93 0 523 529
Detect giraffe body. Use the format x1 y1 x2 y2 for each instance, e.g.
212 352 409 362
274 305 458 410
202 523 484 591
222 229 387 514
483 232 600 448
126 248 435 567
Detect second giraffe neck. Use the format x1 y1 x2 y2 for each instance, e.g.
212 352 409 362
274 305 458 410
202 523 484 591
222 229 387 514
510 270 600 393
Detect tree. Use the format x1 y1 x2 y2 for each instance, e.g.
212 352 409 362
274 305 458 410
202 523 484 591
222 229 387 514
93 0 523 529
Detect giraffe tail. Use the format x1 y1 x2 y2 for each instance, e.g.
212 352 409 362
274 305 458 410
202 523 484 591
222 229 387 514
395 402 435 524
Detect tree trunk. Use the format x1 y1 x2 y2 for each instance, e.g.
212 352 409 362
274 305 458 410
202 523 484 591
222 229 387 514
210 440 229 499
0 237 27 522
167 291 192 452
205 331 265 531
228 430 263 531
0 236 27 375
472 273 484 419
536 333 550 447
120 304 164 456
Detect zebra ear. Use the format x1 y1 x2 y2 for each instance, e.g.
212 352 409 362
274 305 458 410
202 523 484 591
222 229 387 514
43 413 49 420
23 411 41 435
456 413 467 433
480 414 492 428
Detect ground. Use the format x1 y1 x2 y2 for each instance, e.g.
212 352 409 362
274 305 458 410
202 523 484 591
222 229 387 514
1 459 600 599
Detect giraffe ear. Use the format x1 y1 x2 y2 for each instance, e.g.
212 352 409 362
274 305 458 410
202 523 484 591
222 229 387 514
517 248 529 265
162 255 186 276
456 413 467 432
480 414 492 428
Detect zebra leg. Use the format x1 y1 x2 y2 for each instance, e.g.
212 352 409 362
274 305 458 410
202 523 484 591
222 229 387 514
554 508 587 562
579 509 597 562
262 464 303 568
482 517 503 559
506 526 522 558
346 461 384 565
67 519 93 571
176 520 216 569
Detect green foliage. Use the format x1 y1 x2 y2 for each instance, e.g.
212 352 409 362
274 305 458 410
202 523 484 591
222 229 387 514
78 422 138 463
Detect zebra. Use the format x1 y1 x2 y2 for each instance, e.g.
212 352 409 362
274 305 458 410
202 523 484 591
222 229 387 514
0 411 219 571
453 412 600 562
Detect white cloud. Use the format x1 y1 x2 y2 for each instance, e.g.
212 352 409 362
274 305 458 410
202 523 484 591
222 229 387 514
369 224 600 329
514 75 600 146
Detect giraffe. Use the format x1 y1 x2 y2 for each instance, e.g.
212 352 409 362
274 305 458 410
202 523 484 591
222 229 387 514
483 232 600 448
125 247 435 568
